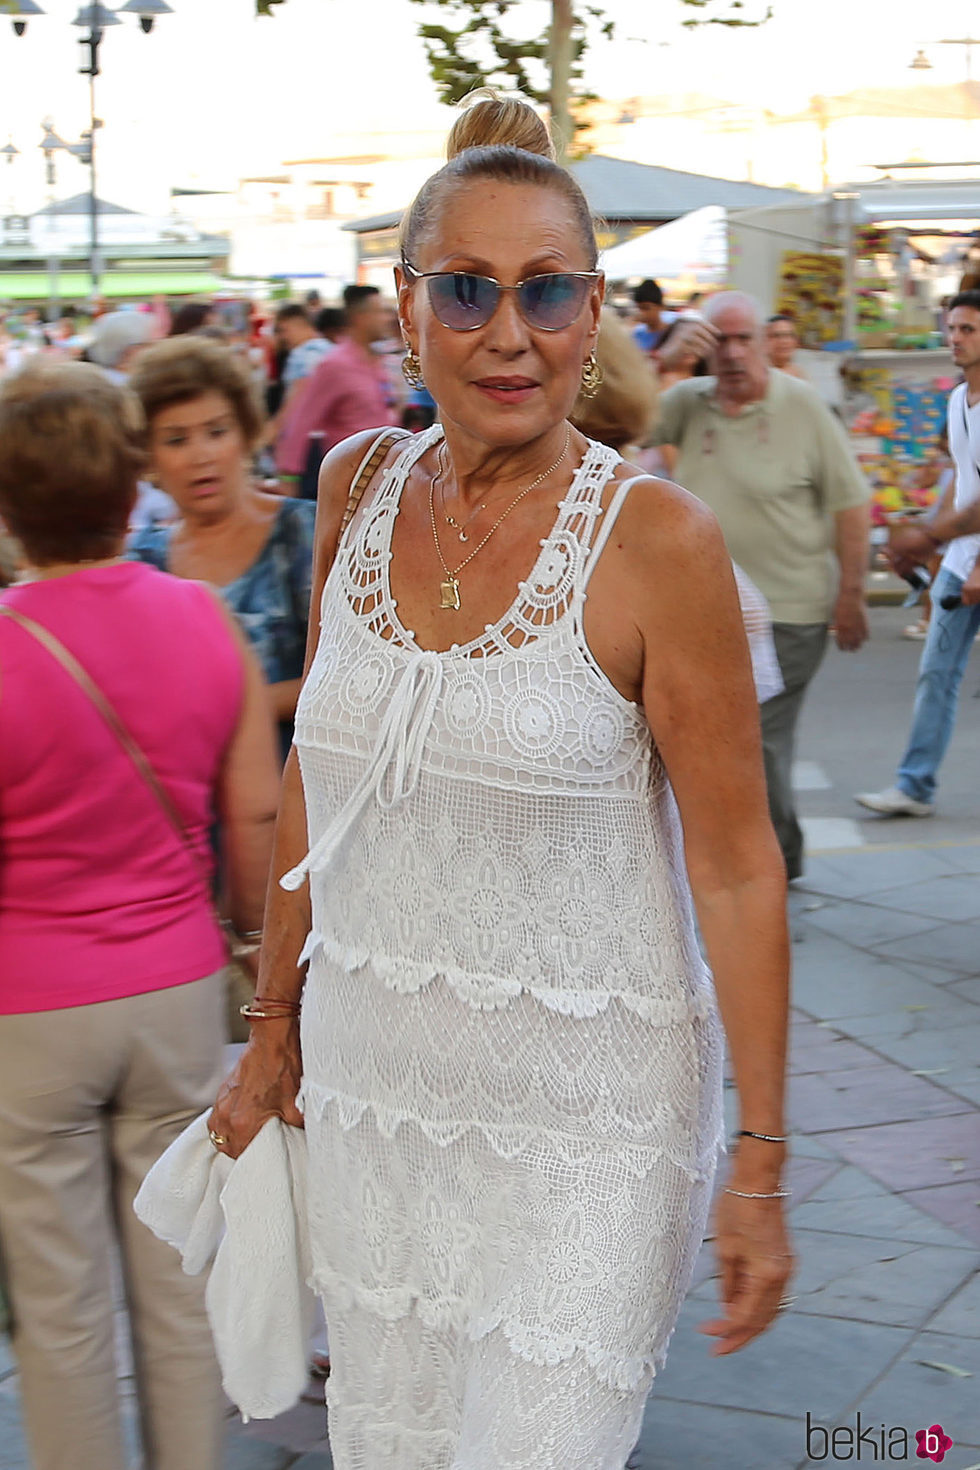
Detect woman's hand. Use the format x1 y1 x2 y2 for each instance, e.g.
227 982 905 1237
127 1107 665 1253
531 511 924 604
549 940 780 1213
207 1017 304 1159
697 1189 795 1355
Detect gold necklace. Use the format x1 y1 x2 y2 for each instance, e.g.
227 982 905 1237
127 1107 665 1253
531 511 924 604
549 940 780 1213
428 427 571 611
437 443 486 543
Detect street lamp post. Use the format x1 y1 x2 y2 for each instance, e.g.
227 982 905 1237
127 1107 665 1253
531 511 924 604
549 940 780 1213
71 3 172 296
7 2 172 299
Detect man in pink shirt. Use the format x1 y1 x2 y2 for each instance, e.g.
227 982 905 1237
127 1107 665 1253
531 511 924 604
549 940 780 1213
276 285 396 494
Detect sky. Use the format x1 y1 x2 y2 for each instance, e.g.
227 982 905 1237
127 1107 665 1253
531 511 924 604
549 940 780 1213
0 0 977 215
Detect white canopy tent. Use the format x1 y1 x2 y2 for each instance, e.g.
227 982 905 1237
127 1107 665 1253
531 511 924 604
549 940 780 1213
599 205 728 284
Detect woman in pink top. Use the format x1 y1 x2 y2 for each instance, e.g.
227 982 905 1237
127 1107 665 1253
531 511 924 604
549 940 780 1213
0 363 280 1470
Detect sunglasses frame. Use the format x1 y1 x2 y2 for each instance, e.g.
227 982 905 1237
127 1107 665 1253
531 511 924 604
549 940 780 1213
401 261 602 333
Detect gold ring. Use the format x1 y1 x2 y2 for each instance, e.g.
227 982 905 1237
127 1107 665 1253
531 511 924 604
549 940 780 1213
209 1129 228 1149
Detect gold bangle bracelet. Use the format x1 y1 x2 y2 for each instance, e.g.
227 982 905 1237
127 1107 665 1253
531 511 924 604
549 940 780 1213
239 1002 301 1020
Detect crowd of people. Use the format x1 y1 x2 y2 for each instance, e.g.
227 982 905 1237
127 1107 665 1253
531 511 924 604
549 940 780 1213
0 87 977 1470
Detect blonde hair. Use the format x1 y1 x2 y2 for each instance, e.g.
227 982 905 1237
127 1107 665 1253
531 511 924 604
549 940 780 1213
570 309 658 451
446 91 555 162
400 94 596 268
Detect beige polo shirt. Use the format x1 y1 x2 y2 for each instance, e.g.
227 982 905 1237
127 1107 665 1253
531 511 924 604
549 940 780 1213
654 370 869 625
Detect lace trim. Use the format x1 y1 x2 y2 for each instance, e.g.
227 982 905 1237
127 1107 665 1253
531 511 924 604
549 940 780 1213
310 1265 670 1394
296 1078 723 1183
297 928 714 1026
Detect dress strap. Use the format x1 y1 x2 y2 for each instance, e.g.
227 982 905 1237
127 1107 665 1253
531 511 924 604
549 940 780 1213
581 474 652 592
338 424 442 552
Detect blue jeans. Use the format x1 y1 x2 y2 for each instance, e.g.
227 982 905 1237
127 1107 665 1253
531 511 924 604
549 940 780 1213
896 566 980 803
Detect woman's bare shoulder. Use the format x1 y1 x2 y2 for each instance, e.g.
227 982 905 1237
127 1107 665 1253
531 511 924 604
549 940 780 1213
597 460 730 609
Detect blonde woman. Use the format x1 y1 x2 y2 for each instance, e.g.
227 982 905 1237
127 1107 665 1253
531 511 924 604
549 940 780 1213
209 96 791 1469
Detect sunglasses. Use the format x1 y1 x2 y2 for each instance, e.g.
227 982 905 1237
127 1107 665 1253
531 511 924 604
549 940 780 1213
402 262 600 333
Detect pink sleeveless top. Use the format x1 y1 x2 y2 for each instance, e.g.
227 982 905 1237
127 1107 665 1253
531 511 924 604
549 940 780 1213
0 562 244 1013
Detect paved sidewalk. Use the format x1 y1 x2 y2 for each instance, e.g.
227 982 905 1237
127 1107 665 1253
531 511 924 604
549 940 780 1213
1 843 978 1470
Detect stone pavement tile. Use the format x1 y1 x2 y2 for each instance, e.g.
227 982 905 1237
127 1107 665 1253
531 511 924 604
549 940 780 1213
789 1132 838 1160
801 899 940 949
788 1062 969 1133
235 1395 329 1454
790 1184 979 1248
925 1269 980 1337
755 1229 979 1329
864 873 980 924
223 1433 296 1469
901 1183 980 1248
803 1163 889 1200
922 843 980 875
627 1399 801 1470
852 1328 980 1448
873 923 980 976
820 1114 980 1192
950 976 980 1005
797 848 955 900
0 1379 28 1470
790 940 962 1021
832 1015 980 1074
784 1155 839 1202
788 1024 881 1076
932 1066 980 1109
649 1296 914 1421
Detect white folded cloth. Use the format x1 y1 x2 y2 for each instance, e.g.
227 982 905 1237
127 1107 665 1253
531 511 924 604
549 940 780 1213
134 1111 315 1421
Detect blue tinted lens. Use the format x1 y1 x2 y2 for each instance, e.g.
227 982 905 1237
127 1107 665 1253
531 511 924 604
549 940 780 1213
426 273 499 329
519 274 589 329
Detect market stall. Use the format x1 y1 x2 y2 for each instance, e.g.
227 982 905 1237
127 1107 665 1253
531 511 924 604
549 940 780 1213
729 178 978 522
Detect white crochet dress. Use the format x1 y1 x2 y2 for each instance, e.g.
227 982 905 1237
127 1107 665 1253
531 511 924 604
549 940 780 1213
283 427 725 1470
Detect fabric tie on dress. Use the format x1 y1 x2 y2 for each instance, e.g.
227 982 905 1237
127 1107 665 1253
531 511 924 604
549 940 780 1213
281 650 444 892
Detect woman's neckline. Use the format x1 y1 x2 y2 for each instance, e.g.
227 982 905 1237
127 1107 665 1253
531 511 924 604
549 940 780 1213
164 494 288 589
376 428 612 659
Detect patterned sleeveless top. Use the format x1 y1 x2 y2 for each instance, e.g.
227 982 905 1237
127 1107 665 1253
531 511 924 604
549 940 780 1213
283 426 715 1032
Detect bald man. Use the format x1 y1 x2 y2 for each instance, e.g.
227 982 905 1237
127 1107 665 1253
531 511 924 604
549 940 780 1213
653 293 870 880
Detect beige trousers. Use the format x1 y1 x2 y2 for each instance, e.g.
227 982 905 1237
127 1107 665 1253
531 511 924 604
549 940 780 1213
0 974 227 1470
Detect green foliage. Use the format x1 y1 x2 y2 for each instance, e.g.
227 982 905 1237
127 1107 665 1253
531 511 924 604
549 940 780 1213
409 2 609 110
253 2 772 121
679 0 773 27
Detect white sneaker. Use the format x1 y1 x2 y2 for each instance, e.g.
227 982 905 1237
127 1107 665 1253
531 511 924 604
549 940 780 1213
854 785 934 817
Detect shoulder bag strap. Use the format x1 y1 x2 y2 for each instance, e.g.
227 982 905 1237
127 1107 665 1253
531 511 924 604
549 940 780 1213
0 604 210 893
339 427 411 540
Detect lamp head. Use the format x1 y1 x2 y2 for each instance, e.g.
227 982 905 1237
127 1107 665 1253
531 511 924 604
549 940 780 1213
116 0 173 30
8 0 45 35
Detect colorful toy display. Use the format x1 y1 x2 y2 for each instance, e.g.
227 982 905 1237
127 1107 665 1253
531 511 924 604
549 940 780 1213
776 251 845 346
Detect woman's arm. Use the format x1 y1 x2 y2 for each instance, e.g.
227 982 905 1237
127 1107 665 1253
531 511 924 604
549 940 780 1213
208 599 282 938
269 676 303 722
601 478 793 1354
208 430 394 1156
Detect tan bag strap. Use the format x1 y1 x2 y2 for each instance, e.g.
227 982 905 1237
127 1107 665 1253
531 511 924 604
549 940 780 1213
0 604 210 895
339 427 411 539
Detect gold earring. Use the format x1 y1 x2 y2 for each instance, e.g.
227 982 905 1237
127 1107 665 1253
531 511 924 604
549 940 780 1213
580 353 603 400
401 349 425 389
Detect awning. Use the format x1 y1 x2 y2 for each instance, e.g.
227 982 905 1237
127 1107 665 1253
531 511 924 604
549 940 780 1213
0 271 228 301
599 206 728 282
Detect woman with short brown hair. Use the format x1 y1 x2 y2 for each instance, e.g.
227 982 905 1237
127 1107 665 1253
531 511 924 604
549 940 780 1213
128 336 317 759
0 361 280 1470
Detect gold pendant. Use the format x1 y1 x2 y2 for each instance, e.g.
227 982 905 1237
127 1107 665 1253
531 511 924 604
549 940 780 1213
440 577 461 610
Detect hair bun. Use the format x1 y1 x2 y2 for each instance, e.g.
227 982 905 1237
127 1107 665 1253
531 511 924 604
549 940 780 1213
446 91 556 162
